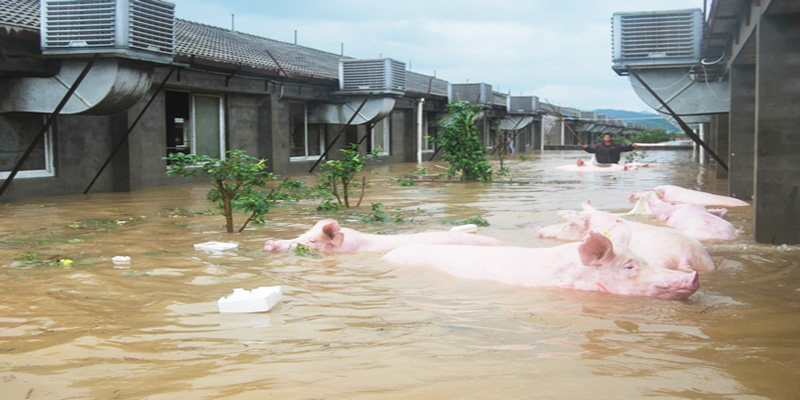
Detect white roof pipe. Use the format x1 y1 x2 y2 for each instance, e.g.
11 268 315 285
627 68 729 116
307 96 396 125
0 58 153 115
498 115 534 130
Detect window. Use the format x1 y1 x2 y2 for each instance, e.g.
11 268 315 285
165 91 225 159
422 114 436 152
290 102 325 161
0 113 54 179
370 116 390 155
487 123 498 149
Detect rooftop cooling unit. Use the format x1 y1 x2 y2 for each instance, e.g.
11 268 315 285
339 58 406 95
579 111 597 120
508 96 539 114
41 0 175 63
612 8 703 73
449 83 492 106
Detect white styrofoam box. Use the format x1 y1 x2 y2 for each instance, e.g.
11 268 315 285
450 224 479 233
194 241 239 252
112 255 131 264
218 286 283 313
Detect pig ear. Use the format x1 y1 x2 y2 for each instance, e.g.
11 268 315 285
581 200 596 212
557 210 588 227
578 231 614 267
321 220 345 246
645 195 675 217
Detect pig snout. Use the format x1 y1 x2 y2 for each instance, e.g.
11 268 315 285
535 226 548 238
654 271 700 300
264 239 294 252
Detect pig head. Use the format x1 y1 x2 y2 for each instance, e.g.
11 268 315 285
645 196 738 242
384 231 699 300
264 219 502 254
630 185 749 207
536 204 633 244
538 201 715 274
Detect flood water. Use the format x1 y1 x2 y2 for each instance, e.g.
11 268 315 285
1 150 798 399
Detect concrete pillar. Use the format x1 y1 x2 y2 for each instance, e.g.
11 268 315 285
714 113 729 179
729 64 755 200
708 116 718 166
754 14 800 244
267 95 290 174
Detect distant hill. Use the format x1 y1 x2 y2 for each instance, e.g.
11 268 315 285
593 109 680 132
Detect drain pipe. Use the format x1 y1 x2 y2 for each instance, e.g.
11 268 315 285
416 97 425 163
84 66 178 194
627 67 728 171
0 54 99 199
698 123 706 164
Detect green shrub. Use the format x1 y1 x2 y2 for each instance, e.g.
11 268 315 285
164 150 283 233
433 102 493 181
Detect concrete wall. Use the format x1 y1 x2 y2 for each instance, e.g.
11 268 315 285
1 113 115 202
753 14 800 244
729 64 755 200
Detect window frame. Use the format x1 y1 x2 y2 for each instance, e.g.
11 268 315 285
190 93 226 160
0 114 55 180
422 113 436 152
290 102 326 162
370 116 390 156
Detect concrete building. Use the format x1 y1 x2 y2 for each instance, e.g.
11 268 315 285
0 0 456 201
1 0 650 204
612 0 800 244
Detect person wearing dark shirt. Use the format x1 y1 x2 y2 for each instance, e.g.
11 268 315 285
582 134 637 164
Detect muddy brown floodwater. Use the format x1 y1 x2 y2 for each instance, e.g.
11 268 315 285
1 150 799 399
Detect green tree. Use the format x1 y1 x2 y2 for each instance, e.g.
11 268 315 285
319 143 379 208
433 102 493 181
632 128 675 143
164 150 280 233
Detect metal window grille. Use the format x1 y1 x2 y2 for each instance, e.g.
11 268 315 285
612 9 703 68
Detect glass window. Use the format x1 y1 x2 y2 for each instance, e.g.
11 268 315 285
289 102 307 158
165 91 225 160
193 94 224 158
488 123 498 149
0 113 54 179
290 102 326 161
371 117 390 155
307 124 324 157
422 114 435 151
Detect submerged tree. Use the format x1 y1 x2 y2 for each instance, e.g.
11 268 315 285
433 101 493 181
164 150 282 233
319 143 380 208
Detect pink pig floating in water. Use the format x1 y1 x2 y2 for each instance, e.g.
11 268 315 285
384 231 699 300
645 196 739 242
264 219 502 254
630 185 749 207
536 201 715 274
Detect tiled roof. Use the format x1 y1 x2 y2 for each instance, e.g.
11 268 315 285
175 19 342 80
407 71 448 97
2 0 342 81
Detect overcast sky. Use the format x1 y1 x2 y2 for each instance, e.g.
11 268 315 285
169 0 705 113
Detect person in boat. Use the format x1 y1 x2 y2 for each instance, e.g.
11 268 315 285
582 133 637 165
